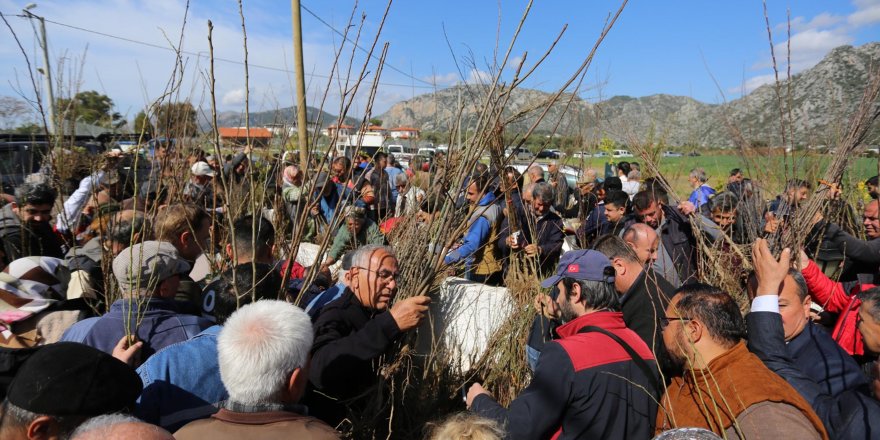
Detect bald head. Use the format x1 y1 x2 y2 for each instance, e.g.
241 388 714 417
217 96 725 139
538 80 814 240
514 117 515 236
623 223 660 266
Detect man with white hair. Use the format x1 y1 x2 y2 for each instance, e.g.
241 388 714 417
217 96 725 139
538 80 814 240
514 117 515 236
308 244 430 426
687 167 715 216
71 414 173 440
175 300 339 439
393 173 425 217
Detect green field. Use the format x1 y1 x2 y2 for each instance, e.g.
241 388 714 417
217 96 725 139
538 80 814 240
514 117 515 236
555 154 879 197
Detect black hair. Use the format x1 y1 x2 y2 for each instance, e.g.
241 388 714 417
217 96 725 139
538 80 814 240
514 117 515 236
673 283 746 347
374 152 388 161
711 192 738 213
604 190 629 210
632 190 662 212
562 270 620 312
858 286 880 321
784 178 812 192
617 162 631 176
210 263 283 324
730 168 742 176
232 215 275 257
604 176 623 192
14 182 57 206
867 175 878 187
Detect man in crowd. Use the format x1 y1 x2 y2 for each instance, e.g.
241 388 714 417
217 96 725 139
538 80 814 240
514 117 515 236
70 414 173 440
0 342 143 440
815 198 880 281
687 167 715 216
598 189 630 238
748 240 880 439
393 173 425 218
66 210 150 300
153 203 213 310
136 263 283 431
62 241 213 359
445 173 503 285
468 250 659 439
622 222 661 271
183 161 216 209
547 161 570 213
748 241 869 398
176 300 339 439
320 206 384 272
366 152 394 221
657 283 826 439
308 245 430 426
630 190 718 286
594 235 674 365
497 182 564 275
0 182 64 265
766 179 812 233
729 168 744 184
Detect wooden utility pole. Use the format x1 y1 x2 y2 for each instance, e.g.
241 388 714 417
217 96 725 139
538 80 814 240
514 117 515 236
291 0 309 165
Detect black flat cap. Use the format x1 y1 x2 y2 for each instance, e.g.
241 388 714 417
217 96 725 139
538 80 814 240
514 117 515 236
6 342 143 416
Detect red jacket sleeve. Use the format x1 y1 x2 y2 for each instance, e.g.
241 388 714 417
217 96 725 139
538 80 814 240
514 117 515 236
801 260 850 313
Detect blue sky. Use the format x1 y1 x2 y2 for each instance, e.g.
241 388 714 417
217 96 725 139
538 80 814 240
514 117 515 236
0 0 878 123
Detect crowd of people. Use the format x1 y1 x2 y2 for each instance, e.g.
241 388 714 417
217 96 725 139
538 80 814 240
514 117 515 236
0 143 879 440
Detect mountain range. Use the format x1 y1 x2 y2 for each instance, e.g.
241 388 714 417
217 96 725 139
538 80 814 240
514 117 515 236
209 42 880 148
375 42 880 148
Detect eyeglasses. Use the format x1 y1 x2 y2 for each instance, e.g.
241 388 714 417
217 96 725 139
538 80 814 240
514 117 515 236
355 266 401 281
660 316 691 330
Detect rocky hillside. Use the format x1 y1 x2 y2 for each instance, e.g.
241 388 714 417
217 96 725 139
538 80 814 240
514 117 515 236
205 106 357 132
376 42 880 147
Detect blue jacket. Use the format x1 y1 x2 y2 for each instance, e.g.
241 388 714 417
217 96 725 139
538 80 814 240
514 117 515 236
61 298 213 359
746 311 880 440
787 321 869 397
445 193 497 267
135 325 225 431
688 184 716 213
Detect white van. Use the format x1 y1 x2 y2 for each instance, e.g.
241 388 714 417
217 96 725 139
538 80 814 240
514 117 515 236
612 149 634 158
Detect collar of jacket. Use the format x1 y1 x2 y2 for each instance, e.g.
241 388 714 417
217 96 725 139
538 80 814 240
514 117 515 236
108 297 182 314
478 192 496 206
619 269 647 305
683 340 749 385
555 311 626 339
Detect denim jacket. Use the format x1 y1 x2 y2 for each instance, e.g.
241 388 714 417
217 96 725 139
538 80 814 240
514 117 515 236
135 325 226 431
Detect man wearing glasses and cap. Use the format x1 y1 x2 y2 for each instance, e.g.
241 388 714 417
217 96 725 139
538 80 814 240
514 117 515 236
466 249 660 440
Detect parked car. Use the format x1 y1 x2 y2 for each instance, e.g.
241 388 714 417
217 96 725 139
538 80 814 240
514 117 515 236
662 151 683 158
536 149 560 159
612 149 634 158
387 145 405 155
0 141 50 194
505 147 535 161
592 151 609 158
417 147 437 157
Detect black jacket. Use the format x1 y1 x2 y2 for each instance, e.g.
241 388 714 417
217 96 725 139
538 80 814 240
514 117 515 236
787 320 869 397
472 312 658 440
626 205 698 284
746 311 880 440
0 204 64 265
497 210 564 275
620 269 674 368
821 221 880 281
306 289 401 424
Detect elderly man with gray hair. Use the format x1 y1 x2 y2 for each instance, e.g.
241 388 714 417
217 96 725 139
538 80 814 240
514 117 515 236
62 241 213 359
308 244 430 428
393 172 425 217
175 300 339 439
687 167 716 216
